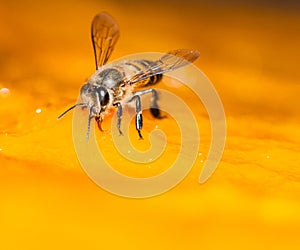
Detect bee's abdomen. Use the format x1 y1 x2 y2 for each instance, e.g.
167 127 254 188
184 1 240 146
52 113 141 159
138 60 163 86
148 71 163 86
123 60 163 87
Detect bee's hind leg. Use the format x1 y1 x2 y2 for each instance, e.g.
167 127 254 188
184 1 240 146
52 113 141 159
113 102 124 136
149 89 166 119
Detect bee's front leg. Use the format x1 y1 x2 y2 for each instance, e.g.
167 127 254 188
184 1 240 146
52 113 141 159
86 106 95 141
113 102 123 136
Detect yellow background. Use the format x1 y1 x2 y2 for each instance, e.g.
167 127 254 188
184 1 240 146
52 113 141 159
0 0 299 249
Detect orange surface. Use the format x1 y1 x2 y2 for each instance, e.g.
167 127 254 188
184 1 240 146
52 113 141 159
1 0 300 249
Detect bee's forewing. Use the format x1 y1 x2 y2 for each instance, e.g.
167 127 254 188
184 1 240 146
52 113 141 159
91 12 120 70
126 49 200 85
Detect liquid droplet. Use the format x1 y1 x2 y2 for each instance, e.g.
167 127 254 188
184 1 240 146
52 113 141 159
35 108 42 114
0 87 10 98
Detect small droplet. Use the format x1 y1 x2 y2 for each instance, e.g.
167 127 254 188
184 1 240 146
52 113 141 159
0 87 10 98
35 108 42 114
0 148 2 151
200 160 204 163
128 150 131 154
266 155 270 159
155 125 158 129
198 152 202 156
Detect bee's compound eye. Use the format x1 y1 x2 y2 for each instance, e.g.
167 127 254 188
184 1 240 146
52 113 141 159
97 87 110 106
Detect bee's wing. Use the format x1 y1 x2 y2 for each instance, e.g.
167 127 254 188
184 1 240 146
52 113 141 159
126 49 200 85
91 12 120 70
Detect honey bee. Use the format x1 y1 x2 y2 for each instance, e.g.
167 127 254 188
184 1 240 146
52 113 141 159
58 12 200 140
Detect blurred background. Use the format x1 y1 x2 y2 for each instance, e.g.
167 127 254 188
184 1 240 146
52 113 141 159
0 0 299 249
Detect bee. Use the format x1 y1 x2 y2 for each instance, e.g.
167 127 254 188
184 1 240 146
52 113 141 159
58 12 200 140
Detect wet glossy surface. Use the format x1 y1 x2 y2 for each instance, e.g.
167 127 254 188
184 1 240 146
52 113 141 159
0 0 300 249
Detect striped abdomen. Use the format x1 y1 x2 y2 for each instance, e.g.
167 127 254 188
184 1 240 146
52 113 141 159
113 59 163 88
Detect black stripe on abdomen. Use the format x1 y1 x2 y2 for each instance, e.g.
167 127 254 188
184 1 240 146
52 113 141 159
136 60 163 86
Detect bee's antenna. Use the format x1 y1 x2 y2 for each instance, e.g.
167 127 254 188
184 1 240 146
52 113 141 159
57 103 88 119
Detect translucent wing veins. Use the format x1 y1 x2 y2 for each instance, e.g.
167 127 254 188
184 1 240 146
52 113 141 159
91 12 120 69
127 49 200 85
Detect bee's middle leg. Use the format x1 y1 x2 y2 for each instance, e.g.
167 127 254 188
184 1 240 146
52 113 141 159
129 95 143 140
133 89 166 119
